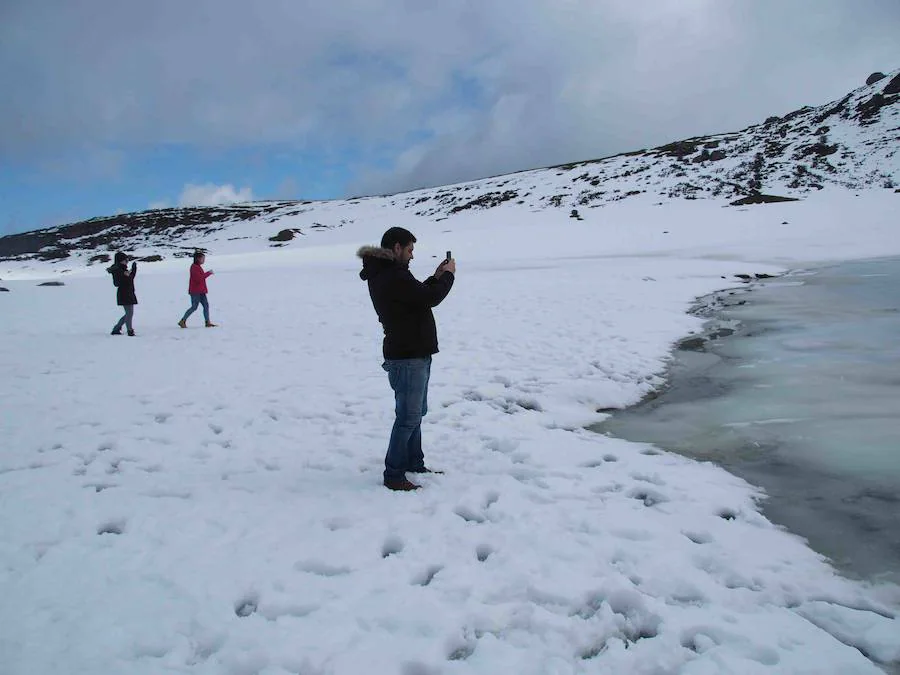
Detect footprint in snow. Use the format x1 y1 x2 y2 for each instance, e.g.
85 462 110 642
475 543 493 562
382 535 404 558
628 487 668 507
453 505 486 524
717 508 739 521
97 520 126 535
412 565 443 587
324 516 353 531
483 491 499 509
85 482 116 493
234 594 259 618
683 531 713 545
446 637 477 662
294 560 352 577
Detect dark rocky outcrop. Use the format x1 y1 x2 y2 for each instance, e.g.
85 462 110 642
0 201 302 262
269 229 295 242
693 149 727 163
866 72 886 86
883 73 900 96
653 140 701 159
729 194 800 206
268 228 304 242
795 142 838 159
856 92 899 125
37 281 65 286
449 190 519 213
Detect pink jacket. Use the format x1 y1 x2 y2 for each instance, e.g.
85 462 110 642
188 263 212 294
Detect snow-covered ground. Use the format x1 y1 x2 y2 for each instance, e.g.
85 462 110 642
1 191 899 674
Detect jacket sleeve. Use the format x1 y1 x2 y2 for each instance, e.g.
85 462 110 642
393 270 454 309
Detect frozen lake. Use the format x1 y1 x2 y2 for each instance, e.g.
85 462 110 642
597 257 900 585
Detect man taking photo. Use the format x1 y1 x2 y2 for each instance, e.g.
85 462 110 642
358 227 456 491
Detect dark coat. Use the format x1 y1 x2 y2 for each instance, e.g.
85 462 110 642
107 262 138 306
358 246 454 359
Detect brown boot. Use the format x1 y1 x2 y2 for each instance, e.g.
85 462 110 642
383 477 421 491
178 319 186 328
205 321 217 327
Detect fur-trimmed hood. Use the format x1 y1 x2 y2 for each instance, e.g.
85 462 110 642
357 245 398 281
356 245 395 261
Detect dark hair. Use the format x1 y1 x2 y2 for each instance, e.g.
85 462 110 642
193 250 205 263
380 227 416 250
114 251 128 264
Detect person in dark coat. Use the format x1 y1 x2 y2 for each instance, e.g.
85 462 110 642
358 227 455 491
107 251 138 336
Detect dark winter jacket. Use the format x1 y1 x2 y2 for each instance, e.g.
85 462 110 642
107 262 138 306
357 246 454 359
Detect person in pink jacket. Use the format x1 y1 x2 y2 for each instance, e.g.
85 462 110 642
178 251 217 327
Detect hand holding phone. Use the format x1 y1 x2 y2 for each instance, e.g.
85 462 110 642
438 250 455 276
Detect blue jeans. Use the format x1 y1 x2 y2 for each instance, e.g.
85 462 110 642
383 357 431 481
113 305 134 332
181 294 210 323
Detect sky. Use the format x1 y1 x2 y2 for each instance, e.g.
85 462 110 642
1 0 898 235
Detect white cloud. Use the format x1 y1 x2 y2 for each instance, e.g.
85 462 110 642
178 183 254 207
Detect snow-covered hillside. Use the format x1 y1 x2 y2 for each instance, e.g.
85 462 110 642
1 69 897 275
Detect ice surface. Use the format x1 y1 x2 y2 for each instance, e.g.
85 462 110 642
601 257 900 588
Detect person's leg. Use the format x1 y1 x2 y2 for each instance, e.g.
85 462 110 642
181 295 201 323
112 310 126 334
406 357 432 472
383 358 429 483
199 294 211 323
124 305 135 334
